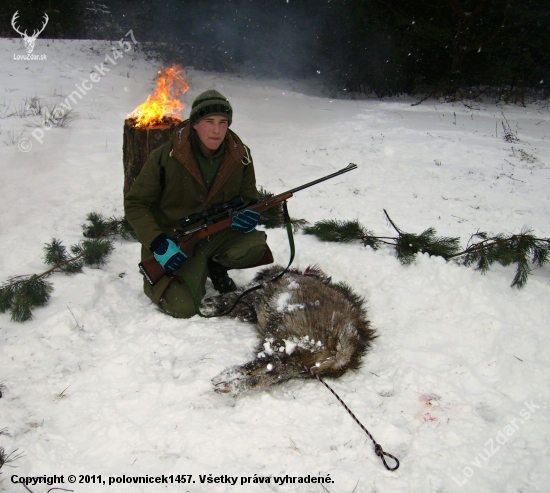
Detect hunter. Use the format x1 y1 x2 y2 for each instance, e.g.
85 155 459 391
124 89 273 318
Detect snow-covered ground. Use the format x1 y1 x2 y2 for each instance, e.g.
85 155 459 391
1 38 549 493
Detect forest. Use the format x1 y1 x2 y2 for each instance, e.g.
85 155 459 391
1 0 549 100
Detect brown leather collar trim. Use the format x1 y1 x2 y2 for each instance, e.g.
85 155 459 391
172 121 247 203
172 121 205 190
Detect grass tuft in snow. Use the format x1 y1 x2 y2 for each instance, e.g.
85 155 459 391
2 128 24 146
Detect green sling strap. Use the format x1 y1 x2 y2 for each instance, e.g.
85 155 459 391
179 201 295 318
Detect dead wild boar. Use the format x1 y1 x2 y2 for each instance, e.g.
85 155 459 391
203 265 376 396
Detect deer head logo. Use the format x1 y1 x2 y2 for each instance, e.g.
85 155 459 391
12 11 49 54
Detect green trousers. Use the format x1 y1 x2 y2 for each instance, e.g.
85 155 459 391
157 229 268 318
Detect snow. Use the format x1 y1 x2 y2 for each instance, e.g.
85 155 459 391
283 339 297 355
1 38 550 493
276 292 292 312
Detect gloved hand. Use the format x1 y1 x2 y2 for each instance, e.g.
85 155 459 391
231 209 260 233
151 234 187 273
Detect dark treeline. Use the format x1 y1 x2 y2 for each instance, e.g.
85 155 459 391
1 0 549 102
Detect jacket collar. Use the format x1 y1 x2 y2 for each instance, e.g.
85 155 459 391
172 120 247 203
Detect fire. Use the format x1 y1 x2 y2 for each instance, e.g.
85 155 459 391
130 64 189 127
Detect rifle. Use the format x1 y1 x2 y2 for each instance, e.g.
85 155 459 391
139 163 358 285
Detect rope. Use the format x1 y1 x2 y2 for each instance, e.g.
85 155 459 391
300 363 400 471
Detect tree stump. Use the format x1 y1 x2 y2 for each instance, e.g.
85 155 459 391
122 117 182 197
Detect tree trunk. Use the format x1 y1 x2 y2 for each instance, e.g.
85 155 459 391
122 117 181 197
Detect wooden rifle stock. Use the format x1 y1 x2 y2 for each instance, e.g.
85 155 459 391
138 163 358 285
139 193 293 285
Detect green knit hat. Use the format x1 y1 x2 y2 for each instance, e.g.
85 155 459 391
189 89 233 126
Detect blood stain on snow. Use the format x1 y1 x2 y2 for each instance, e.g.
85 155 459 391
415 393 449 423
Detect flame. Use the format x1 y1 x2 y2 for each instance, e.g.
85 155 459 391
130 64 189 127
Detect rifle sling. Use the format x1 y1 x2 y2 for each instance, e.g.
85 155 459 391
174 200 295 318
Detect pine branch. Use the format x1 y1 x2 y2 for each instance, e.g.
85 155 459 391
303 219 382 249
512 258 531 288
257 188 282 228
257 188 308 230
82 212 137 240
0 445 24 471
2 199 293 323
453 230 550 288
43 238 68 266
43 239 83 274
304 212 549 289
395 228 461 264
384 211 461 264
0 275 54 322
1 220 116 322
383 209 403 235
70 239 113 268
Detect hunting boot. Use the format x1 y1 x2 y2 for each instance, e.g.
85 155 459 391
208 246 274 294
208 258 238 294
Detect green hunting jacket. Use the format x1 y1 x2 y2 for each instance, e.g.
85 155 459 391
124 120 260 303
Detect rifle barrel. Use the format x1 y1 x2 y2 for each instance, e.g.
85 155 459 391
285 163 358 195
139 163 358 286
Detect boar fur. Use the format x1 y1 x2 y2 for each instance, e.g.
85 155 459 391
203 265 376 396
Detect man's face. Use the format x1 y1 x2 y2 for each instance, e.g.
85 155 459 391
193 115 229 155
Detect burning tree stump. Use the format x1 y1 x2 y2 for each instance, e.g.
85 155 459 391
122 116 181 197
123 64 189 196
